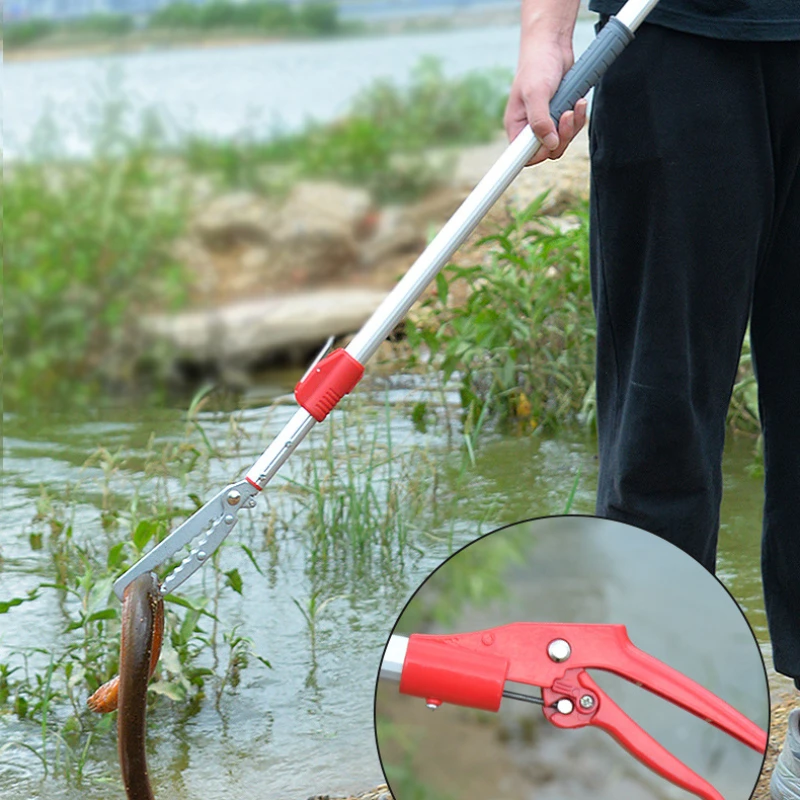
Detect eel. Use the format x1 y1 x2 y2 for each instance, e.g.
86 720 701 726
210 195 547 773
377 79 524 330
88 572 164 800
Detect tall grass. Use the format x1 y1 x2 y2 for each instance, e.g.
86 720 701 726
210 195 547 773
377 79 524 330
149 0 343 36
406 195 761 438
3 110 189 410
4 1 346 51
407 196 595 436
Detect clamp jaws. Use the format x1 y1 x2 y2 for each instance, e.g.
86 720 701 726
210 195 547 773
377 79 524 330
113 478 259 599
386 623 767 800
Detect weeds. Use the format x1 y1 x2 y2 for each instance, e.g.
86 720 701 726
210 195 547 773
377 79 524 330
4 1 347 50
183 57 509 201
405 194 760 440
406 196 595 437
3 107 189 411
0 410 269 785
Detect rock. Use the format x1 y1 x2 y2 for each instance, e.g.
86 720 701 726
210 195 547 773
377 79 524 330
450 127 591 214
359 205 420 266
141 288 387 371
269 181 372 283
193 191 274 249
360 187 468 266
276 181 372 240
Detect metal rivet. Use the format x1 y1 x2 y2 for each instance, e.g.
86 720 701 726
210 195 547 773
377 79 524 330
197 550 208 561
547 639 572 663
224 514 235 525
226 490 242 506
556 698 574 715
579 694 595 710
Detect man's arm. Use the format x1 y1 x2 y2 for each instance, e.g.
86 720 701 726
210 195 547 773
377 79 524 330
504 0 587 165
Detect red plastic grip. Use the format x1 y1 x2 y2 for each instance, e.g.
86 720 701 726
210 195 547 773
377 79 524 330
295 349 364 422
399 635 509 712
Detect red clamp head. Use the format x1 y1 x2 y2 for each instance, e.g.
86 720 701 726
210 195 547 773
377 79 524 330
396 623 767 800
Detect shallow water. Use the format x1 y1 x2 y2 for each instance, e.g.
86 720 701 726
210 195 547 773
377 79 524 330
3 21 597 159
0 371 769 800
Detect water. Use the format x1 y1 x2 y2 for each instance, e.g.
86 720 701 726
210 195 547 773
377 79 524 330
2 21 598 159
0 371 770 800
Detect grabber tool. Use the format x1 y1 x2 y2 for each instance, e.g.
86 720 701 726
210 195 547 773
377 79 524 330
379 623 768 800
113 0 662 600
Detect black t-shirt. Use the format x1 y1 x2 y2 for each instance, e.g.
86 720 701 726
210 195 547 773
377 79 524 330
588 0 800 40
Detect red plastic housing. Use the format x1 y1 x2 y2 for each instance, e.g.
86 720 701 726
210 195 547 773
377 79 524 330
295 349 365 422
399 635 509 712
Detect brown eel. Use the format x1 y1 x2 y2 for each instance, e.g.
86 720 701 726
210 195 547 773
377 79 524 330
88 572 164 800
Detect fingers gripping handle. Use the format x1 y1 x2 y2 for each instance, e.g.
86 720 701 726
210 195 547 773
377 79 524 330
549 18 634 125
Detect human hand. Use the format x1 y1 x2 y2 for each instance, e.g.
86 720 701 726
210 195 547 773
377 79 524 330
504 35 588 166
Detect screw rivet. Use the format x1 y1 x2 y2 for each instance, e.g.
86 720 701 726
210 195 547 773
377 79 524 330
579 695 595 710
556 698 574 715
547 639 572 663
227 490 242 506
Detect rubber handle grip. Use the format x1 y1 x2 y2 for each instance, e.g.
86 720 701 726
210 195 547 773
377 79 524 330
549 17 634 124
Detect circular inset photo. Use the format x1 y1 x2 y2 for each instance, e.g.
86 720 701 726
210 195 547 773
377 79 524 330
374 516 769 800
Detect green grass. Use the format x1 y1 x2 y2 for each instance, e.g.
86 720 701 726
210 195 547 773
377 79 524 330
182 57 510 201
3 111 190 411
406 195 596 436
405 194 761 439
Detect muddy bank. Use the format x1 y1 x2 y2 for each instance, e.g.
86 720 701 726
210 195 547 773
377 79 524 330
145 128 590 385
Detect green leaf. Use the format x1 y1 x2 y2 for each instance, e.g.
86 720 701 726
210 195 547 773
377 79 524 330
107 541 126 569
0 589 39 614
239 544 264 577
133 519 158 551
149 680 186 702
224 569 243 596
86 608 117 623
435 272 449 304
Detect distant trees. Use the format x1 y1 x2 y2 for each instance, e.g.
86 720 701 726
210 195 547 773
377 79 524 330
148 1 342 35
4 1 343 49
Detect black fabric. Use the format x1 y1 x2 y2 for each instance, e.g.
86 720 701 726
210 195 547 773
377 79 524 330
589 0 800 41
589 23 800 680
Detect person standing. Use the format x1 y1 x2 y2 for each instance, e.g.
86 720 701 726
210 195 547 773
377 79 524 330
504 1 800 795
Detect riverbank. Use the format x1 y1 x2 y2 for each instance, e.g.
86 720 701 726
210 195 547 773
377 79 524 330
3 6 518 63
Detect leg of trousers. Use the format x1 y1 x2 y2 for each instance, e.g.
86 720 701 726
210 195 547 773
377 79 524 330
589 23 800 679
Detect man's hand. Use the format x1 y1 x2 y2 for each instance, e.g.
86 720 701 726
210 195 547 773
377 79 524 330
505 1 587 165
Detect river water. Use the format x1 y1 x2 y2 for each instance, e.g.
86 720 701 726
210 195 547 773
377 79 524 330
2 21 597 159
0 368 771 800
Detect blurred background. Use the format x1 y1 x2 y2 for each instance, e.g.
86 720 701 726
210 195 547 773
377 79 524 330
2 2 789 800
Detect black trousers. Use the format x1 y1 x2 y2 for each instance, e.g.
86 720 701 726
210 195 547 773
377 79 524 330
589 22 800 681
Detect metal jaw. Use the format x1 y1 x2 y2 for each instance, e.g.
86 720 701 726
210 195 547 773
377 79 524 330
386 623 768 800
113 479 259 599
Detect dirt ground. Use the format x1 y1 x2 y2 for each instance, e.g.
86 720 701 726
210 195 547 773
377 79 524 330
754 686 798 800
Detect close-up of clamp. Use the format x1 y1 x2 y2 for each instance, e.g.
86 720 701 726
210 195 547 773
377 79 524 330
379 623 768 800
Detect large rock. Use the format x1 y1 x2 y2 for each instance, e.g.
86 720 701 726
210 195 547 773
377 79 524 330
193 191 274 249
185 182 375 300
142 288 387 368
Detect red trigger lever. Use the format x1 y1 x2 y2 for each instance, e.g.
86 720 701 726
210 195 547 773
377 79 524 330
386 623 767 800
